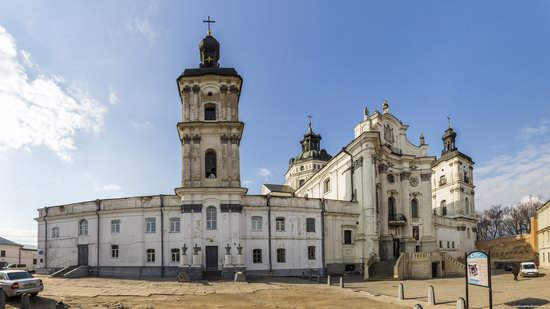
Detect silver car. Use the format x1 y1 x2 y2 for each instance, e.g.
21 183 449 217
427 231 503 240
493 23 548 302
0 270 43 298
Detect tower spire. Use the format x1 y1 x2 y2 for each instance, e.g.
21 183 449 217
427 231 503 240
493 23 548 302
203 16 216 36
306 114 313 134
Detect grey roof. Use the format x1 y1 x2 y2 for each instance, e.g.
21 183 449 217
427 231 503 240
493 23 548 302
263 184 295 194
0 236 22 247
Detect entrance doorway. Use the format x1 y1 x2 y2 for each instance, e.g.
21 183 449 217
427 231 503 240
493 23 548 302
431 262 438 278
205 246 218 269
77 244 89 266
392 239 400 259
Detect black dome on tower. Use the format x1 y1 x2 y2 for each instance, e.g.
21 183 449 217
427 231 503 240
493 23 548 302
199 34 220 68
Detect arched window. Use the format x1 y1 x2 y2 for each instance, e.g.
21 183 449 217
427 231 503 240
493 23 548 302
323 178 331 193
388 197 396 220
465 198 470 214
205 150 217 178
206 206 217 230
467 228 470 239
300 166 304 171
78 219 88 236
439 175 447 186
411 199 419 218
251 216 263 231
299 179 305 187
441 200 447 216
204 104 216 120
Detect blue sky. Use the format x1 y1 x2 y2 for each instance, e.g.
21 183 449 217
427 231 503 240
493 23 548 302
1 0 549 245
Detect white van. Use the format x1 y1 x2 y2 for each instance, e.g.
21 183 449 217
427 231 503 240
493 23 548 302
1 264 31 272
520 262 539 277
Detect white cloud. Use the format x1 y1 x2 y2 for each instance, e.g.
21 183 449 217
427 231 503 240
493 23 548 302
243 180 253 185
520 120 549 139
130 120 152 129
0 26 106 161
95 184 122 192
475 142 550 210
257 168 273 181
108 87 119 105
126 17 156 43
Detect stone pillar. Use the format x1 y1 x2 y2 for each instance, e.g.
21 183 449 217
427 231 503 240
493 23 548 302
192 85 200 121
220 135 229 185
182 136 192 187
183 85 191 121
230 136 239 187
192 135 201 186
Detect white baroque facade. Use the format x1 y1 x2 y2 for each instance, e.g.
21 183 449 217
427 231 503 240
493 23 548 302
35 30 476 279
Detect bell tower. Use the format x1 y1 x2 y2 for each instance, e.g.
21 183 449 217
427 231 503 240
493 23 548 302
175 19 247 278
175 25 244 189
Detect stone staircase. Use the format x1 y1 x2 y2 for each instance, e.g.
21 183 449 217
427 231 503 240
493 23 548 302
368 260 397 280
50 265 76 278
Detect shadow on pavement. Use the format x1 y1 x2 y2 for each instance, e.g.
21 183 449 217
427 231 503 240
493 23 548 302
6 295 69 308
506 298 550 308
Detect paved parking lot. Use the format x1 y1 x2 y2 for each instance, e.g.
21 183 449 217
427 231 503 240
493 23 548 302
346 269 550 308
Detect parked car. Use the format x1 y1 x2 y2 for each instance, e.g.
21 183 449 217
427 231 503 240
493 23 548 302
504 264 514 271
0 270 43 298
519 262 539 277
1 264 30 272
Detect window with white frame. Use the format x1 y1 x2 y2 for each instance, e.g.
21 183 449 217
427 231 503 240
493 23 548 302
308 246 316 260
78 219 88 236
111 220 120 233
206 206 217 230
146 249 155 262
251 216 263 231
276 248 286 263
171 248 180 262
306 218 315 232
111 245 119 258
253 249 262 263
52 227 60 238
145 218 156 233
275 217 285 231
170 217 181 233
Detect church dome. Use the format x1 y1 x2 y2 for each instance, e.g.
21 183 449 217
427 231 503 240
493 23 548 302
294 149 332 163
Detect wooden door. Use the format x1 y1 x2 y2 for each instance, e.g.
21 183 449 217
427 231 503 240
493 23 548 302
78 244 88 265
205 246 218 269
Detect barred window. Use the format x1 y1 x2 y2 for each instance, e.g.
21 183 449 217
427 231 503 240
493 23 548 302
253 249 262 263
308 246 316 260
276 248 286 263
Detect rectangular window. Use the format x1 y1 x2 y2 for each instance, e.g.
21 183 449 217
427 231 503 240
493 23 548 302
412 226 419 241
145 218 156 233
251 216 263 231
253 249 262 263
277 248 286 263
111 220 121 233
171 248 180 262
146 249 155 263
275 217 285 231
111 245 119 258
52 227 59 238
33 259 37 265
308 246 316 260
439 241 442 248
344 230 352 244
452 241 455 249
447 241 450 249
306 218 315 232
0 250 5 257
170 218 181 233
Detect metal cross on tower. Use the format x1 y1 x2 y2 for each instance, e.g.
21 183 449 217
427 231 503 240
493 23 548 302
203 16 216 36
